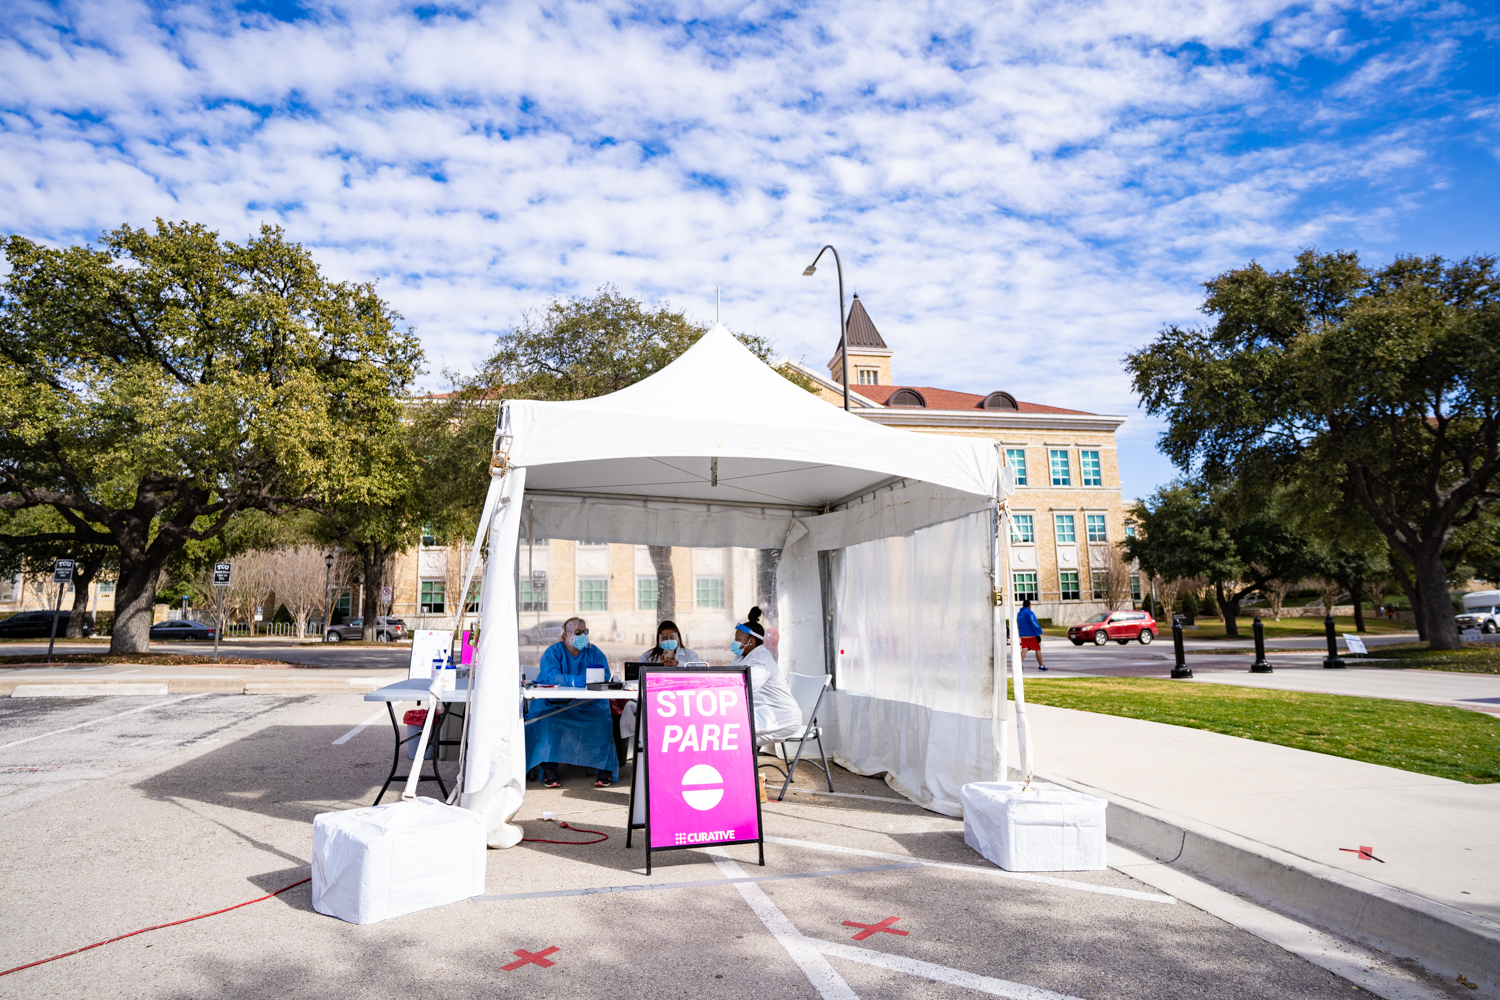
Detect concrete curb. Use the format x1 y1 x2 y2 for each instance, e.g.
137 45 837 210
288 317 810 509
1023 767 1500 992
0 677 385 697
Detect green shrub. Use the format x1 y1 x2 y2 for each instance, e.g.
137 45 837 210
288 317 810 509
94 612 114 635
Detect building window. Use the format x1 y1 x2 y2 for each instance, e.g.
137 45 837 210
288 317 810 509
1091 571 1108 601
1054 514 1076 544
464 582 481 613
1130 575 1142 601
1125 524 1137 538
1012 572 1038 601
1060 571 1081 601
420 580 445 614
637 577 659 611
98 581 115 595
578 540 609 548
421 523 438 546
1086 514 1108 542
1005 448 1028 487
578 578 608 612
858 370 878 385
1080 450 1102 487
1049 450 1071 486
695 577 725 609
520 575 548 612
1009 514 1035 544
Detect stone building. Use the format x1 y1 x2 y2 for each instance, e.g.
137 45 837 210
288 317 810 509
790 294 1133 625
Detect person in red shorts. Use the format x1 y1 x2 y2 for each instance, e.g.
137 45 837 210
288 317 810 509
1017 598 1046 671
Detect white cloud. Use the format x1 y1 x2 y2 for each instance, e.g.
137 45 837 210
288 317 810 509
1 0 1492 500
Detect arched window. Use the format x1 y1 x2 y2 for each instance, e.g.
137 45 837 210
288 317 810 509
888 389 927 408
981 391 1018 410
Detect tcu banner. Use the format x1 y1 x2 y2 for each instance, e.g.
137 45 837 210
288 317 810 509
627 667 764 874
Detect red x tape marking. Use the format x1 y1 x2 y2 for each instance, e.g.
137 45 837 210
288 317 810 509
842 916 908 941
502 946 559 971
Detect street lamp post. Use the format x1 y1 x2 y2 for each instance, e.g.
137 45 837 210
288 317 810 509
802 245 850 411
322 553 334 642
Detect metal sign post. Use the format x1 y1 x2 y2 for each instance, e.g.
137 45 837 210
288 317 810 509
212 562 232 661
45 559 75 665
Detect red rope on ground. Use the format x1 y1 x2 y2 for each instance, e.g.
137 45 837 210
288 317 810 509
522 821 609 845
0 876 311 977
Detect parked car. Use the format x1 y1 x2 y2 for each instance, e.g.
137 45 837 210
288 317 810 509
149 619 217 641
325 617 408 642
1067 611 1158 646
518 620 566 646
1456 590 1500 634
0 610 90 638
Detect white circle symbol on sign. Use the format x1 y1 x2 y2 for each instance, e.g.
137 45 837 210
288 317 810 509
681 763 724 811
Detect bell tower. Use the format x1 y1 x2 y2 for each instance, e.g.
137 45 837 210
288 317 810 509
828 294 893 387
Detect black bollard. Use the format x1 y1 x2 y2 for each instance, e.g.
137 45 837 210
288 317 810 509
1250 616 1272 673
1171 616 1193 678
1322 614 1346 669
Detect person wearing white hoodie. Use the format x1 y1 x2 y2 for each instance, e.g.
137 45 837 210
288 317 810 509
731 607 802 743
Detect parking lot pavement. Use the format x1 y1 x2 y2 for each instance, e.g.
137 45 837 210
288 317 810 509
0 693 1456 999
0 639 412 670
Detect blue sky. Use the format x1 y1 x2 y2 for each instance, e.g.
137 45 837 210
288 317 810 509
3 0 1498 503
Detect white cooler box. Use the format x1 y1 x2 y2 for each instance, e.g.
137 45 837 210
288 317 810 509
961 781 1107 872
312 797 486 924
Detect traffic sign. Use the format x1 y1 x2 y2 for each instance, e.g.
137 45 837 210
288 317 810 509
213 562 232 586
380 586 392 602
53 559 75 583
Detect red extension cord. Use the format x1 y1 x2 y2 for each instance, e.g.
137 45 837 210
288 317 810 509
0 876 312 977
522 821 609 845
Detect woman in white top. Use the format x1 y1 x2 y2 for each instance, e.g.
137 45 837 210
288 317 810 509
731 607 803 743
619 621 703 739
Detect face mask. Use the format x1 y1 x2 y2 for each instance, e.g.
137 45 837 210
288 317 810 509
571 633 590 650
660 639 678 651
729 640 744 657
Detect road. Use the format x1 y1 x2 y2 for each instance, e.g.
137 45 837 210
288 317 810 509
0 692 1456 999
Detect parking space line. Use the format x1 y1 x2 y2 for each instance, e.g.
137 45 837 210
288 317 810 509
806 937 1086 999
0 694 210 751
472 863 919 902
709 850 859 1000
766 836 1176 904
332 710 386 745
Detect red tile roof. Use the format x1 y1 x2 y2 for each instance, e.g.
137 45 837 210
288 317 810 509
857 384 1094 415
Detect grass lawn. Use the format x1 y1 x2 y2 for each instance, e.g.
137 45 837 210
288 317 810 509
1369 643 1500 674
1040 614 1407 640
0 652 300 667
1015 676 1500 783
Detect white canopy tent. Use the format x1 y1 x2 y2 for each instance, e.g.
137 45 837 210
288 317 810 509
449 327 1029 846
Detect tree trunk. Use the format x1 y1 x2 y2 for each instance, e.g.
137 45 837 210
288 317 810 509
360 542 392 641
1414 548 1460 649
1350 575 1366 633
648 545 675 624
1217 582 1240 639
109 555 165 654
64 557 99 638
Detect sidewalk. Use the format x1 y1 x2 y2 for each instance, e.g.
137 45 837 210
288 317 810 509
1011 703 1500 984
0 661 405 695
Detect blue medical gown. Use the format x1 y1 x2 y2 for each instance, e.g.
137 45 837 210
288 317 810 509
525 642 619 779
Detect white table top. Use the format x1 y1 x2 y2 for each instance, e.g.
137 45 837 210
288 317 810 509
365 677 637 703
365 677 470 703
523 684 636 700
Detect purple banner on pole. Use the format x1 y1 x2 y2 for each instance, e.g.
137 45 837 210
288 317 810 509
643 670 760 851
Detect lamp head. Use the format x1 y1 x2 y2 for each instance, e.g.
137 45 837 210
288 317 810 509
802 265 816 276
325 554 334 569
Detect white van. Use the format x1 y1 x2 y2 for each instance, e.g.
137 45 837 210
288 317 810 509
1457 591 1500 634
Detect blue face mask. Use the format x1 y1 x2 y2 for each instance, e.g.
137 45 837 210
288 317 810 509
571 633 589 650
660 639 679 651
729 640 744 657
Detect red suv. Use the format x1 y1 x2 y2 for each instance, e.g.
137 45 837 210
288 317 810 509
1068 611 1158 646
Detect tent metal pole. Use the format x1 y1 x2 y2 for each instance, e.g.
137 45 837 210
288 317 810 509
991 504 1008 783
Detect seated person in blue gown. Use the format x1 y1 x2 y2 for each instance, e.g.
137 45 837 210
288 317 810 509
526 616 619 788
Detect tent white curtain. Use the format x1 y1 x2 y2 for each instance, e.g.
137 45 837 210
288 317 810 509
458 326 1005 841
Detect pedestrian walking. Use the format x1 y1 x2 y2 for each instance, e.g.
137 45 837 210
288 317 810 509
1017 598 1046 670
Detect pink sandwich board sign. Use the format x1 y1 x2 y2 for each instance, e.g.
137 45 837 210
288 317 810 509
626 667 765 874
